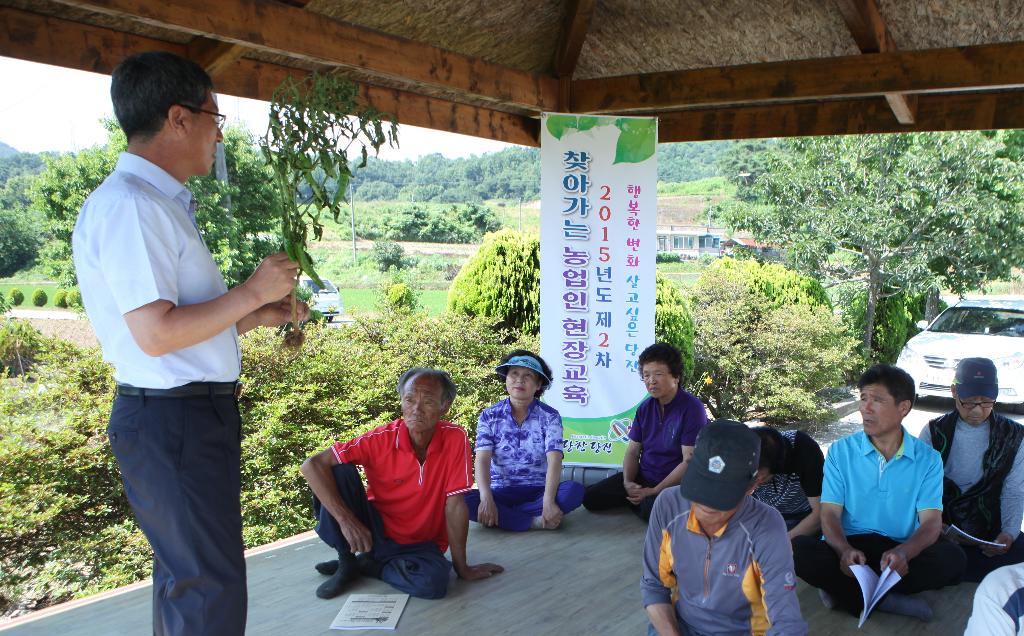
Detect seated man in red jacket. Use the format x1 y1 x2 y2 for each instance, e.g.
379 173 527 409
300 368 503 599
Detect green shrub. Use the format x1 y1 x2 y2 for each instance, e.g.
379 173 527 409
53 290 68 308
691 260 856 421
372 240 407 272
65 289 82 308
0 319 45 377
656 252 681 263
0 312 534 612
8 288 24 306
448 230 541 334
381 281 418 312
705 257 831 311
31 289 48 307
654 271 695 383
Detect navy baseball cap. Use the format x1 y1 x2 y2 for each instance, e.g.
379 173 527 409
955 357 998 400
679 420 761 511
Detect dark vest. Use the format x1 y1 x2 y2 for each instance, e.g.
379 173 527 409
927 410 1024 539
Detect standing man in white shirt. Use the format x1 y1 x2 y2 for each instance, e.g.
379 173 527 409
72 51 307 636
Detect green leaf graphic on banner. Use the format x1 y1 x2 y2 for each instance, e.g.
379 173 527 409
546 114 579 140
546 114 608 139
576 116 601 133
613 118 656 164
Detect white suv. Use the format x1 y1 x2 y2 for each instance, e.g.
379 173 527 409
897 298 1024 407
299 276 342 322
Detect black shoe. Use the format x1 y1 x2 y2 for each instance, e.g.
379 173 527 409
315 556 359 599
315 560 339 576
356 553 384 579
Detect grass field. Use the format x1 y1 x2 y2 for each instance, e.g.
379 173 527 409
340 288 448 316
0 282 67 309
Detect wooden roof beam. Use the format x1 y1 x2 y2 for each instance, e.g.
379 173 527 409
0 6 539 146
657 91 1024 143
553 0 595 110
833 0 916 124
47 0 559 113
187 1 316 84
186 37 245 78
572 40 1024 114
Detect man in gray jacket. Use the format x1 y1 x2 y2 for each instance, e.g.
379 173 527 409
919 357 1024 581
642 420 806 636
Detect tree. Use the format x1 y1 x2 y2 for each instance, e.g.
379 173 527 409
0 206 43 277
721 133 1024 353
33 122 281 288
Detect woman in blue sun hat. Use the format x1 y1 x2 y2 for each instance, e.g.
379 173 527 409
464 349 585 530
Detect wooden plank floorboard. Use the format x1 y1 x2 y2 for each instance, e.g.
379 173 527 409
1 508 979 635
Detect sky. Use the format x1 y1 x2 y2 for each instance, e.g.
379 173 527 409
0 56 517 160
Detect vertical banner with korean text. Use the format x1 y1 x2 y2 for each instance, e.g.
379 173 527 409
539 113 657 467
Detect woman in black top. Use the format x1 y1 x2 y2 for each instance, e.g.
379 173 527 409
751 427 825 539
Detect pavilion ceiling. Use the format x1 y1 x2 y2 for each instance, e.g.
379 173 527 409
2 0 1023 146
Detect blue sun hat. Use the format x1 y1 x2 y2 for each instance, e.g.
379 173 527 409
495 355 552 388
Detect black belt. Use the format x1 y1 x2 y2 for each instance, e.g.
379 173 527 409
116 381 241 399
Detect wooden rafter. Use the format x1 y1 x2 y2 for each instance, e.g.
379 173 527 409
46 0 559 112
572 41 1024 114
553 0 595 110
0 6 540 146
186 37 245 78
657 91 1024 143
833 0 916 125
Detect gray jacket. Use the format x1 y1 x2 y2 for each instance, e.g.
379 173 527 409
641 490 807 636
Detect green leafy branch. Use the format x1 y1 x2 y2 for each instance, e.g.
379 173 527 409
259 72 397 344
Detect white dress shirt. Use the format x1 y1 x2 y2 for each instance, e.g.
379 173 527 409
72 153 240 388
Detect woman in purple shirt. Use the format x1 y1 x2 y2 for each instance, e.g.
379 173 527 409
465 350 585 531
582 342 708 521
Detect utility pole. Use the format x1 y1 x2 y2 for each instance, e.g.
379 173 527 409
214 142 233 216
349 178 357 263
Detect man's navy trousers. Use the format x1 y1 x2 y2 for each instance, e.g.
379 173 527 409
108 391 247 636
314 462 453 598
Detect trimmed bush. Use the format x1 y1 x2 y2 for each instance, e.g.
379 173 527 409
655 252 681 263
53 290 68 309
691 259 856 421
704 257 831 311
31 289 48 307
8 288 24 307
383 282 418 312
65 289 82 308
654 271 695 383
448 230 541 334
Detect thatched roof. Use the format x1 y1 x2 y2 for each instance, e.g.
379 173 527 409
2 0 1023 145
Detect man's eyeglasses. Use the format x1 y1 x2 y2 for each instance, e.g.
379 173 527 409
177 104 226 130
959 399 996 411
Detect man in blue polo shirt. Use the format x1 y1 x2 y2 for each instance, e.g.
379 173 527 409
792 364 966 622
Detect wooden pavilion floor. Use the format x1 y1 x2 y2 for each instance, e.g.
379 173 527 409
0 508 977 635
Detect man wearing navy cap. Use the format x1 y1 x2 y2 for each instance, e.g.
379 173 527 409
919 357 1024 581
641 420 807 636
